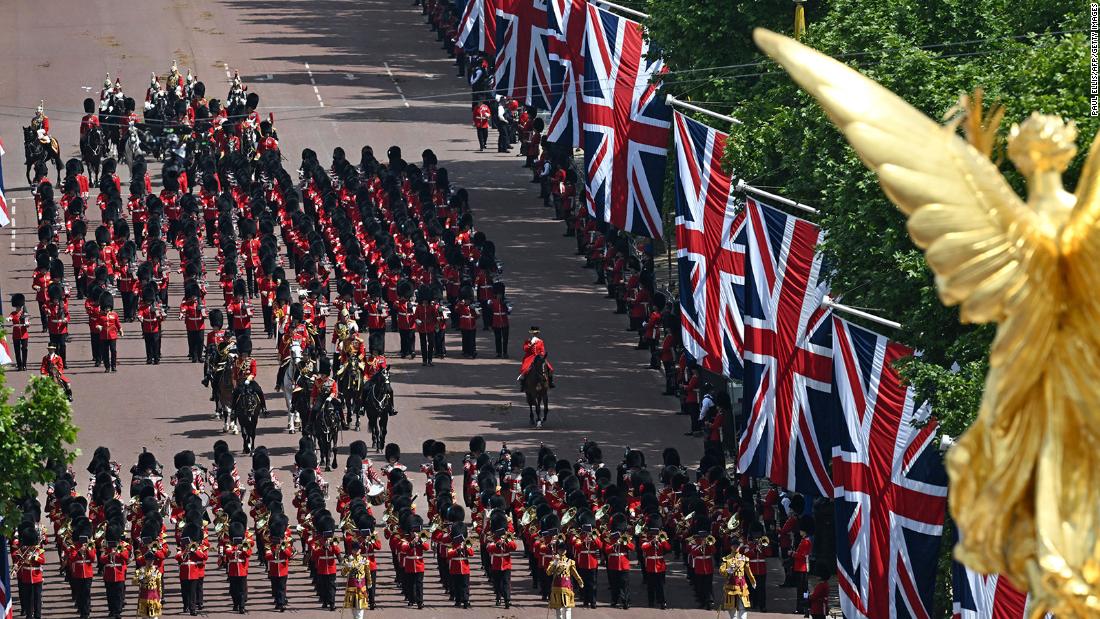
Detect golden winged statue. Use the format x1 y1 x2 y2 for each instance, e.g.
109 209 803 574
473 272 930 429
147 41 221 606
753 28 1100 617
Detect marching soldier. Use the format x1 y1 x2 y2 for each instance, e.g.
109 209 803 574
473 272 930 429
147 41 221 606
138 284 165 364
488 282 510 358
44 283 69 362
572 513 601 609
604 517 635 609
311 518 341 610
686 520 717 610
413 285 437 366
485 515 517 608
640 515 671 609
179 283 207 363
222 521 253 613
455 286 478 358
65 520 97 619
546 539 583 619
99 524 131 619
446 523 474 608
263 514 294 611
96 295 123 372
14 525 46 619
176 524 208 616
341 541 371 618
472 100 491 151
363 285 388 354
8 293 30 371
719 544 756 619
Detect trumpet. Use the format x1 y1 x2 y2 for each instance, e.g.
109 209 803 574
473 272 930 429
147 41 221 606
705 535 717 547
498 532 515 545
755 535 771 550
656 531 669 544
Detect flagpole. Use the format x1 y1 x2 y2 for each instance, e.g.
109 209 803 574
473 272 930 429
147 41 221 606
596 0 649 20
735 179 819 215
823 295 902 330
666 95 743 126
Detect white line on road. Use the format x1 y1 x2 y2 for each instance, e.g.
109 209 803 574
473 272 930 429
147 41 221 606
304 63 323 107
10 198 16 253
384 62 411 108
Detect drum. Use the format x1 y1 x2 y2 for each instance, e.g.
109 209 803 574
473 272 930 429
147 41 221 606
367 483 386 506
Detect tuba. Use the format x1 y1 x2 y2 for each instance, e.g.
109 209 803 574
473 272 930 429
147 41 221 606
560 507 577 528
519 507 537 527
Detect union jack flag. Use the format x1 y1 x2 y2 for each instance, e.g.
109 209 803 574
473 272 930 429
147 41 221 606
0 529 11 619
831 316 947 619
457 0 497 56
951 553 1028 619
545 0 587 146
738 198 833 496
581 4 671 238
0 137 10 227
673 112 744 379
493 0 553 109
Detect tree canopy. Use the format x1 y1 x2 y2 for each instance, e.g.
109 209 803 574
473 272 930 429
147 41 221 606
0 362 79 535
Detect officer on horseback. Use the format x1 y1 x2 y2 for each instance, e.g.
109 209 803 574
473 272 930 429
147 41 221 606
30 102 50 144
232 336 266 409
79 99 100 137
517 326 555 388
310 356 340 420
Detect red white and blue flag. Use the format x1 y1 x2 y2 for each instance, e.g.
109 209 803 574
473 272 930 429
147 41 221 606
0 137 10 228
493 0 553 109
951 558 1028 619
738 197 833 496
673 112 744 379
831 316 947 619
581 4 671 238
545 0 587 146
457 0 497 56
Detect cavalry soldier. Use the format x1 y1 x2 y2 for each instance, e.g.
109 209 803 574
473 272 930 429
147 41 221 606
517 325 555 387
338 331 367 378
203 309 228 399
310 356 339 419
40 341 73 401
30 102 50 140
79 98 101 137
232 337 266 410
8 293 31 371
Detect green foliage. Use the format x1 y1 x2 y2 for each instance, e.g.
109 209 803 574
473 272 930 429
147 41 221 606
0 357 79 535
646 0 1092 615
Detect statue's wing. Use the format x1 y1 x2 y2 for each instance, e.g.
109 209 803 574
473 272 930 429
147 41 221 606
1063 136 1100 294
753 28 1056 329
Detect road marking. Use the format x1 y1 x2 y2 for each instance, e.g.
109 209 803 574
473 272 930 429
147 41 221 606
224 62 232 81
9 198 16 253
345 73 355 81
303 63 324 107
384 62 411 108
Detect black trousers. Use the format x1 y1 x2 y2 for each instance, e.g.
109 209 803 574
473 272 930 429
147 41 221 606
399 330 414 357
368 328 386 354
269 575 287 607
608 569 630 606
229 575 248 609
49 333 67 364
368 570 377 606
105 580 125 617
102 338 117 370
750 571 767 610
461 329 476 357
491 569 511 604
645 571 666 606
410 572 424 605
181 578 199 612
18 580 42 619
419 332 434 365
435 330 446 357
476 127 488 150
13 338 28 369
244 264 257 297
497 126 510 151
262 304 273 337
204 219 216 245
795 571 808 612
493 326 509 357
319 573 336 607
234 327 251 341
70 576 92 617
480 301 492 330
451 573 469 604
692 572 714 607
121 292 136 321
186 330 204 362
90 327 102 363
134 220 146 247
578 568 596 606
143 332 161 362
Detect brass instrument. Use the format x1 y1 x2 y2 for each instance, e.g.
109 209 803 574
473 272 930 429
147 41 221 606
756 535 771 549
656 531 669 544
498 531 515 545
593 504 610 523
705 535 717 547
561 507 577 528
519 507 537 527
675 511 696 532
720 513 740 537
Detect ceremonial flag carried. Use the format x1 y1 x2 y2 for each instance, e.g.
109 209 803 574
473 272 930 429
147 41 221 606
0 286 10 367
0 528 11 619
493 0 553 109
951 557 1028 619
0 137 11 227
545 0 587 146
738 197 834 496
831 316 947 619
673 112 744 379
457 0 498 56
581 4 671 238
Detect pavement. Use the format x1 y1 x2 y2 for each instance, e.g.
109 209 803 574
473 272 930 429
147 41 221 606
0 1 802 617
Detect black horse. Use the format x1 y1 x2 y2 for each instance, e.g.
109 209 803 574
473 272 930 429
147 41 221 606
364 368 395 452
23 126 62 184
232 386 263 455
80 125 107 185
306 397 341 471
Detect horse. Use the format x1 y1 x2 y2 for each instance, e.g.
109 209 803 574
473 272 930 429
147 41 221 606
121 125 145 179
44 364 73 402
23 126 62 184
363 368 395 452
80 125 107 185
281 340 315 433
522 355 550 428
336 357 366 431
305 394 341 471
232 383 263 455
214 349 240 435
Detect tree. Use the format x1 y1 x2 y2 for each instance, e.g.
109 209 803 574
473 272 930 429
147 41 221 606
646 0 1092 615
0 361 79 535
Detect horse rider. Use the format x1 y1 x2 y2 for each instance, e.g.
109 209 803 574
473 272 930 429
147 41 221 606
338 331 367 378
232 336 266 409
40 341 73 401
310 356 340 418
364 348 388 383
517 326 555 388
79 99 100 137
30 102 50 144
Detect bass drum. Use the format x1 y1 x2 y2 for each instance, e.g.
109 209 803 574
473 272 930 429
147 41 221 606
367 482 387 506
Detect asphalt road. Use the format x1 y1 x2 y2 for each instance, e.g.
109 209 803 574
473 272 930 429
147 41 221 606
0 1 799 617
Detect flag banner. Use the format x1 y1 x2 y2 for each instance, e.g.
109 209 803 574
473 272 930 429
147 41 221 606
0 530 11 619
951 532 1028 619
0 137 10 227
493 0 553 109
673 111 744 380
545 0 587 146
831 316 947 619
738 197 834 496
581 4 671 237
457 0 498 55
